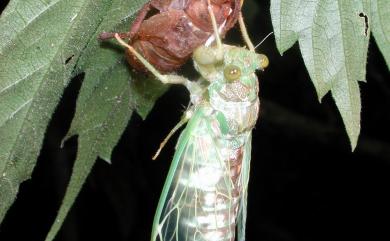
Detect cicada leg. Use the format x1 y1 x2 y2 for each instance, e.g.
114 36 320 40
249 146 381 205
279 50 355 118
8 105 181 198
206 0 224 60
99 1 152 41
114 34 196 160
114 34 189 85
238 12 255 52
152 109 193 160
208 0 256 53
193 0 225 66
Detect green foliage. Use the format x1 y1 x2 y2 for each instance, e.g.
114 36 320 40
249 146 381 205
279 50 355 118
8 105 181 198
0 0 389 239
271 0 390 149
372 0 390 68
0 0 166 239
0 0 113 222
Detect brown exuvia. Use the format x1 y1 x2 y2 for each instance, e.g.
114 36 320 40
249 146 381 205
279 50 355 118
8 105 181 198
99 0 241 73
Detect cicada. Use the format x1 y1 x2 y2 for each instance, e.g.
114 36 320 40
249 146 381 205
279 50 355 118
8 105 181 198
114 2 268 240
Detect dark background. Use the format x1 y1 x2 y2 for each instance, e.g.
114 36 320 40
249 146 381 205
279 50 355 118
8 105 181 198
1 0 390 241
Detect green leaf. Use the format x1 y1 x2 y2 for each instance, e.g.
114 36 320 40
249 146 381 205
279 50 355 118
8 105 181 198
271 0 370 149
130 75 169 120
44 0 167 240
0 0 114 221
372 0 390 68
0 0 168 234
45 62 134 241
269 0 300 54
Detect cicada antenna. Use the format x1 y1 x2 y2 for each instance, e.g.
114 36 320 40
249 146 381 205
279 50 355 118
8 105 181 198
255 32 274 50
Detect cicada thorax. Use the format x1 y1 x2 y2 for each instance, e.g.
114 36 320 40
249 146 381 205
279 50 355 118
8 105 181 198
195 44 262 134
126 0 241 73
208 82 260 135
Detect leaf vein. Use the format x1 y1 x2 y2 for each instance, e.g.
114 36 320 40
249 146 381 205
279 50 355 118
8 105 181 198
0 64 46 95
3 0 92 169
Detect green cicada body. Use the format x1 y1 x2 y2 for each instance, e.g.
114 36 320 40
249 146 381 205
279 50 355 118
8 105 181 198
113 5 268 239
150 45 267 241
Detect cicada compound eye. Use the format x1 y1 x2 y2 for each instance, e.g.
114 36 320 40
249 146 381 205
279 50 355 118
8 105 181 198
224 64 241 82
258 54 269 70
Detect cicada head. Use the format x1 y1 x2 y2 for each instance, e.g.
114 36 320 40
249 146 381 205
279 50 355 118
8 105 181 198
193 44 268 83
224 45 269 75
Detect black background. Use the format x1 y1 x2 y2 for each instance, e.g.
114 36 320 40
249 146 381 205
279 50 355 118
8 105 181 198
1 1 390 241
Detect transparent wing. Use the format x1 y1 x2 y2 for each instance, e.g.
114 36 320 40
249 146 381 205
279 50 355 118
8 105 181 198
236 133 252 241
151 107 207 241
151 107 248 241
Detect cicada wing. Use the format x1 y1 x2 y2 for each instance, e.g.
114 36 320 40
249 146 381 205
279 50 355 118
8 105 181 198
151 108 239 241
151 108 204 241
237 133 252 241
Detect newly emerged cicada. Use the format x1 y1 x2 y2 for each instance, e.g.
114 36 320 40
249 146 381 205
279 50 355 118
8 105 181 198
113 0 268 240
